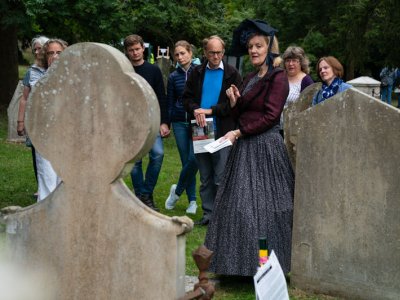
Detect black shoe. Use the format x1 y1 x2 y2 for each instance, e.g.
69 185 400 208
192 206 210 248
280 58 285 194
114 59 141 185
194 217 210 226
140 194 159 212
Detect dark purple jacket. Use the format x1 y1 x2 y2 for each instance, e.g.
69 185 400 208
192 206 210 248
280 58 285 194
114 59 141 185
231 67 289 136
301 74 314 92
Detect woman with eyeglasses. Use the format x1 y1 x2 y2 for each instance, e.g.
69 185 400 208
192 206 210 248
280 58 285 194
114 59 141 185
17 36 49 198
312 56 352 106
42 39 68 69
28 38 68 202
280 46 313 135
17 38 67 138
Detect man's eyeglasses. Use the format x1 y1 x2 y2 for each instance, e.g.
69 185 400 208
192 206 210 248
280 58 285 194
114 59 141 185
208 51 224 57
47 51 62 57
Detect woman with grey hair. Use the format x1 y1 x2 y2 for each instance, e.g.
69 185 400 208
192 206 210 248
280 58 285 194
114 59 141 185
40 38 68 69
17 35 49 198
282 46 313 94
280 46 313 135
17 36 49 136
17 37 68 201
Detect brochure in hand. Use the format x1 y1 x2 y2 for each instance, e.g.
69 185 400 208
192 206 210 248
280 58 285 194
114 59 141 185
191 118 215 154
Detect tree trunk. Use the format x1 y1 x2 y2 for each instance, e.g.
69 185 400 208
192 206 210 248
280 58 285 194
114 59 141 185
0 25 19 111
346 58 355 81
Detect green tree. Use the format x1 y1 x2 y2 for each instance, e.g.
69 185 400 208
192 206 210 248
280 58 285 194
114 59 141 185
3 0 398 108
0 0 30 109
253 0 400 80
0 0 255 108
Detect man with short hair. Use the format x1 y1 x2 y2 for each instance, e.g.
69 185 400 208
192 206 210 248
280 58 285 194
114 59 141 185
181 35 242 225
124 34 170 211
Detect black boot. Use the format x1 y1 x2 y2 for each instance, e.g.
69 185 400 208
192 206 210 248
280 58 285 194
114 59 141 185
140 194 159 212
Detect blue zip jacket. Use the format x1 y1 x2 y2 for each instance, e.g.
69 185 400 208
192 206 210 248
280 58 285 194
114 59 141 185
167 62 197 123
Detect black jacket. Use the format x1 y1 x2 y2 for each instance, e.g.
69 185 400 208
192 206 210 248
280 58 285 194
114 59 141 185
183 61 242 138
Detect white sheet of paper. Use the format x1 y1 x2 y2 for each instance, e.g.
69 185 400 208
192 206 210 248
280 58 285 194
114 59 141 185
204 137 232 153
253 250 289 300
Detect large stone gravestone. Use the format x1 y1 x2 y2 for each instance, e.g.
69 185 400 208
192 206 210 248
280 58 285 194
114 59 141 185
7 81 25 143
4 42 193 299
347 76 381 99
156 57 171 92
283 82 321 170
290 88 400 299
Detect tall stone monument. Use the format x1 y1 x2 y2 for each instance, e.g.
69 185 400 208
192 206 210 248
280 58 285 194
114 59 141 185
283 83 321 170
4 42 193 299
347 76 381 99
156 46 171 92
289 87 400 299
7 81 25 143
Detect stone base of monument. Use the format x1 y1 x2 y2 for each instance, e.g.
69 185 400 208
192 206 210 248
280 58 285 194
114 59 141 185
180 245 216 300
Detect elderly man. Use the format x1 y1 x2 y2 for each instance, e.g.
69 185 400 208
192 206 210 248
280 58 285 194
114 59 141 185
180 35 242 225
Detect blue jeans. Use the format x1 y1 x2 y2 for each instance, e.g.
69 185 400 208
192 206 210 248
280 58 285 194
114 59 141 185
131 134 164 197
196 146 230 220
381 85 393 104
172 122 198 203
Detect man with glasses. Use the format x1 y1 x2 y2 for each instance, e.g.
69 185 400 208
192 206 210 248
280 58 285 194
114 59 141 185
182 35 242 225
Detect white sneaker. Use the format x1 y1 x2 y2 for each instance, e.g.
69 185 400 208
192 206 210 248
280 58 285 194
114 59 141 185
186 201 197 215
165 184 179 210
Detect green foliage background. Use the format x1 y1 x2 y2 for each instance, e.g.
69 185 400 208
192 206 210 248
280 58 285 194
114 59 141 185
1 0 400 108
7 0 400 77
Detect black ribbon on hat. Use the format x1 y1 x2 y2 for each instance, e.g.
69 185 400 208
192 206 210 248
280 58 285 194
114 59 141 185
230 19 278 71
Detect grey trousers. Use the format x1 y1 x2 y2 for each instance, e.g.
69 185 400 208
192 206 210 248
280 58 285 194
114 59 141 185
195 146 230 220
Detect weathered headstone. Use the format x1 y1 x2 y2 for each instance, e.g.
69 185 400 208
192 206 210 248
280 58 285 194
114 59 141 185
156 46 171 92
347 76 381 99
5 42 193 299
289 88 400 299
7 81 25 143
283 82 321 170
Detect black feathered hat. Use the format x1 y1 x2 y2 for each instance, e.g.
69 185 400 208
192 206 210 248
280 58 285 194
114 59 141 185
230 19 278 56
230 19 278 71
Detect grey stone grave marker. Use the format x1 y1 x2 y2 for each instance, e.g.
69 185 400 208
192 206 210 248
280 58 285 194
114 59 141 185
288 87 400 299
4 42 193 299
283 83 321 170
347 76 381 99
156 46 171 92
7 81 25 143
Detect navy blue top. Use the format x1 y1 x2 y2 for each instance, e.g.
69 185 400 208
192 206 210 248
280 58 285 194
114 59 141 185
134 61 169 125
167 64 196 122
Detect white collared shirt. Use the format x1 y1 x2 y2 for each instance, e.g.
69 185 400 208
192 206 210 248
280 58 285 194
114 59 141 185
206 61 224 70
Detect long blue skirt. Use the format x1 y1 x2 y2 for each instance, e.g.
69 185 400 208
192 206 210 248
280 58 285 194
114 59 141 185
204 126 294 276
